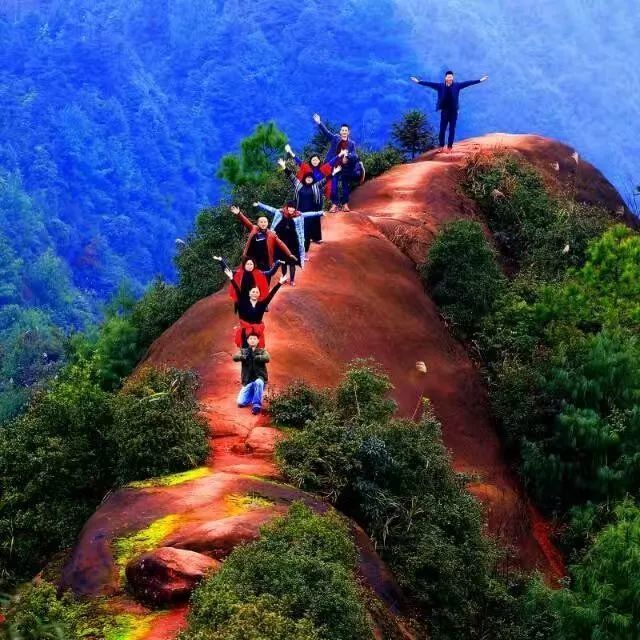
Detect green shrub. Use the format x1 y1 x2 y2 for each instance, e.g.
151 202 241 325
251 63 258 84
173 205 244 309
391 109 436 159
422 220 506 337
182 503 372 640
0 362 207 584
0 360 113 582
131 278 184 351
268 380 328 429
0 582 90 639
107 367 209 485
359 146 405 180
463 152 610 279
275 361 531 640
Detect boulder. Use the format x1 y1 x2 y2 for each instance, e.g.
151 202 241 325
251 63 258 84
125 547 220 606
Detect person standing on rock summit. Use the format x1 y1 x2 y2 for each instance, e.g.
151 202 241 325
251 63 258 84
410 71 489 151
233 332 270 415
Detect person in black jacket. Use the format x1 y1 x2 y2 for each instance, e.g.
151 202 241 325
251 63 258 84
232 333 270 414
411 70 488 151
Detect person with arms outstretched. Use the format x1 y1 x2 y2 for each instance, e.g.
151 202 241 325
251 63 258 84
233 332 270 415
255 166 325 283
284 144 346 203
223 264 288 347
410 70 488 151
213 255 283 313
312 114 364 212
230 205 296 272
282 157 342 252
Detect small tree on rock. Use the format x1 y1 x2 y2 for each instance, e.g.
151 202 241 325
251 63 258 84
391 110 436 159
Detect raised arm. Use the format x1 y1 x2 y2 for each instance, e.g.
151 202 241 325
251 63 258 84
232 349 247 362
263 261 284 278
284 166 302 190
284 144 302 167
230 205 254 232
312 113 337 141
263 281 283 307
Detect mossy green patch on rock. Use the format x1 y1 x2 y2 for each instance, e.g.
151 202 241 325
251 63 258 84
112 514 182 579
126 466 210 489
104 612 161 640
225 493 274 517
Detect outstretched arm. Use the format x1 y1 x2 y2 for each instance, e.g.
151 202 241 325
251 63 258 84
263 261 284 278
254 202 280 217
459 76 488 89
411 76 440 89
284 144 302 167
230 205 254 232
213 256 231 273
263 280 284 307
300 210 324 219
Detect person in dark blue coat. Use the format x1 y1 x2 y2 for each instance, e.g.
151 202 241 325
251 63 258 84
411 70 488 151
312 113 363 212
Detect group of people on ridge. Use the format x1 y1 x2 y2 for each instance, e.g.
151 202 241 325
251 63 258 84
219 70 488 414
214 113 364 414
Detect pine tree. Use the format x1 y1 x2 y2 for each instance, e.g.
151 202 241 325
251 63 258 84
391 110 435 159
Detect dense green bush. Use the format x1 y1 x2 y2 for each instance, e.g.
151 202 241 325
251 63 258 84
108 367 209 485
268 380 328 430
464 152 610 279
274 361 535 640
391 109 436 159
182 503 372 640
421 220 506 337
359 145 405 180
0 363 206 585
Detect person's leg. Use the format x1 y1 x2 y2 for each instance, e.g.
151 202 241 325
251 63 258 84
330 174 340 209
447 111 458 149
438 111 448 149
280 261 288 278
250 378 265 413
289 263 296 285
304 218 312 253
340 173 351 206
237 383 253 407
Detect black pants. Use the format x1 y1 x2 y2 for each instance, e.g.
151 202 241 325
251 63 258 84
281 261 296 283
439 109 458 148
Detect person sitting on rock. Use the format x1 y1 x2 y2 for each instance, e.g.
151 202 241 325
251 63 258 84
254 187 324 286
410 70 488 151
223 264 288 346
214 256 283 314
230 205 297 272
312 113 363 213
282 158 342 253
232 332 270 415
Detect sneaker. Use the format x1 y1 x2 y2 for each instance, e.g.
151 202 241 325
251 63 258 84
251 405 262 415
342 204 351 212
329 204 339 213
290 281 296 287
314 240 324 244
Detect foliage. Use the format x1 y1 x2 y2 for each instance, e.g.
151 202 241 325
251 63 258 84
391 109 436 158
268 380 328 430
0 363 205 585
421 220 506 337
274 360 533 640
181 503 372 640
108 367 209 485
359 146 405 180
463 152 611 278
218 122 288 187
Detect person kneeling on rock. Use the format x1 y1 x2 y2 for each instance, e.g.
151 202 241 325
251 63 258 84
233 332 270 415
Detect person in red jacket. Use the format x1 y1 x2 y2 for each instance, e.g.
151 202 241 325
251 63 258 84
230 205 297 271
284 144 347 202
